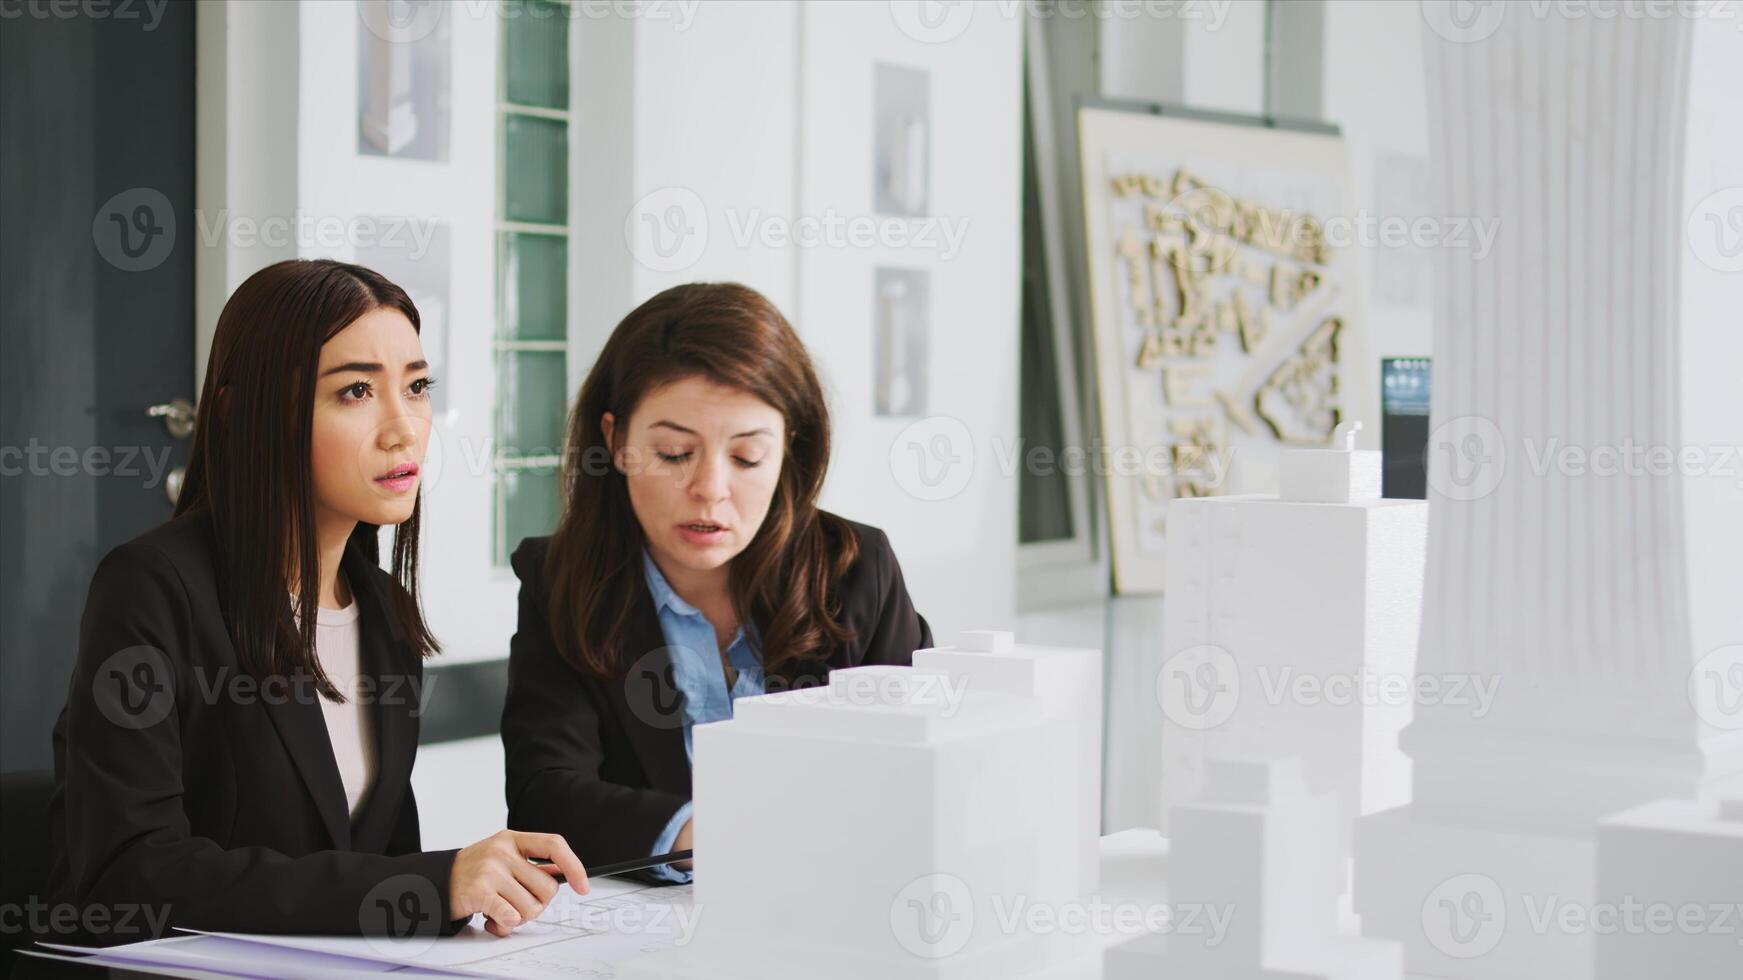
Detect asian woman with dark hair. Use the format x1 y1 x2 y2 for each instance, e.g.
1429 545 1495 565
47 259 588 942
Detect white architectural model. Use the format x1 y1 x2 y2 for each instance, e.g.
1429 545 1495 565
1161 422 1427 866
1105 757 1401 980
1594 794 1743 980
915 629 1103 894
1354 7 1743 979
627 632 1104 980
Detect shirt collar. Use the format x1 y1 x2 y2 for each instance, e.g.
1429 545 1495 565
641 550 704 619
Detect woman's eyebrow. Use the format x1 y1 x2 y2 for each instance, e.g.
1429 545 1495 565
649 419 771 439
319 359 428 377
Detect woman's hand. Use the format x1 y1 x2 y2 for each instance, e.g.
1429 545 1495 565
673 818 694 871
449 830 590 937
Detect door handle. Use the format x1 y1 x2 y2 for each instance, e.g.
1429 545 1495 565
147 398 195 439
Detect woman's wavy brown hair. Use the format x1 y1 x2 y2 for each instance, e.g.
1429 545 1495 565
543 282 858 680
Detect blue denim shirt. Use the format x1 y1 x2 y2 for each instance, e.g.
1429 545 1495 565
642 550 764 883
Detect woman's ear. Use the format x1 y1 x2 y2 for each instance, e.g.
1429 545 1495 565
600 411 621 472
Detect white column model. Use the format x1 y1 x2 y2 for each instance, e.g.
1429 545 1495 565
1161 422 1428 871
1354 6 1743 979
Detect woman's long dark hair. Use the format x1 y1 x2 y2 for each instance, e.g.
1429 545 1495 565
175 259 439 699
545 282 857 680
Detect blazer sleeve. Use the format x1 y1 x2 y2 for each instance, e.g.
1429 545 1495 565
501 539 691 867
55 542 462 939
854 527 934 666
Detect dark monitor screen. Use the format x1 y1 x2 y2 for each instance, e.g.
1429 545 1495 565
1381 357 1431 499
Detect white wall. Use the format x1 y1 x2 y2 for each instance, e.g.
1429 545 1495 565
1181 0 1267 113
796 2 1023 644
1322 0 1434 369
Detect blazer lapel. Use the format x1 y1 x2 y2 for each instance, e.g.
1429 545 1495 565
261 666 353 851
348 555 416 853
606 586 692 795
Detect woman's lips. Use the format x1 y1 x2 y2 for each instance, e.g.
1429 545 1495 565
676 521 728 547
375 463 420 494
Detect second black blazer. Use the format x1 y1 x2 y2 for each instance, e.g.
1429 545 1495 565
501 517 933 867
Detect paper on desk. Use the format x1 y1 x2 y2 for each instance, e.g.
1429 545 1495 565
18 946 240 980
35 934 465 978
187 879 696 979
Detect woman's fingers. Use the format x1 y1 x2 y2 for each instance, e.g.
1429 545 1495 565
515 831 589 895
512 855 561 906
484 893 522 936
496 874 545 926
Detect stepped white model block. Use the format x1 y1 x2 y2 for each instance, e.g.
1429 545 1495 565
1353 9 1743 980
626 663 1078 980
1594 795 1743 979
1279 421 1383 504
1105 757 1401 980
1161 421 1427 868
914 629 1103 894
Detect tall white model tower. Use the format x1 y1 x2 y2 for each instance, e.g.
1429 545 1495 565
1161 422 1428 868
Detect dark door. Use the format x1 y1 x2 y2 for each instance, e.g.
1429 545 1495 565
0 3 196 770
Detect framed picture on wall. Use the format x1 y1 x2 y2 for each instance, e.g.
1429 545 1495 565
1077 101 1372 594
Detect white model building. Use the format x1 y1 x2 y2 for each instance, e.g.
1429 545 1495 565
626 639 1102 980
914 629 1103 895
1594 794 1743 980
1161 422 1427 868
1105 757 1401 980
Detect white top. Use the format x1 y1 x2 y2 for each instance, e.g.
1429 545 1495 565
311 600 376 818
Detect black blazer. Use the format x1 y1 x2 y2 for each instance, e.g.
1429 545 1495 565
501 517 932 867
46 511 459 943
